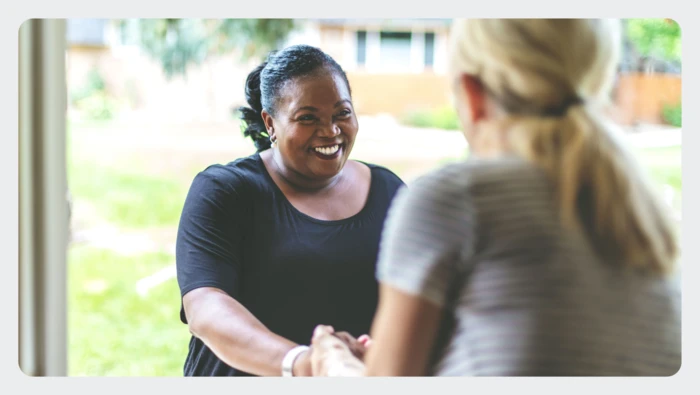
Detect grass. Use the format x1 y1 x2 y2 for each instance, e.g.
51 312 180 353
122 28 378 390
635 145 681 192
68 245 190 376
68 161 187 229
65 117 680 376
66 120 188 230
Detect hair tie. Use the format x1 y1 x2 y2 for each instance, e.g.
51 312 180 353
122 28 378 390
543 96 584 117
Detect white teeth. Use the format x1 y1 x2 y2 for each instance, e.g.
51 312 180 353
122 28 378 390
314 145 339 155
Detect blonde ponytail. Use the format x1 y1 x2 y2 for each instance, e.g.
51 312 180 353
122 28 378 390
449 19 679 274
506 104 678 274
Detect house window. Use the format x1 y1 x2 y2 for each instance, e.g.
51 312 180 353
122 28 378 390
424 32 435 67
356 30 367 66
379 31 412 71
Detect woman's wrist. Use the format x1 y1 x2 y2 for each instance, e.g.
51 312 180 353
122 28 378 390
290 347 313 376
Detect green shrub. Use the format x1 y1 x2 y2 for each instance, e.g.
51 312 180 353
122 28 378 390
70 69 118 121
73 92 117 121
401 106 461 131
662 102 682 127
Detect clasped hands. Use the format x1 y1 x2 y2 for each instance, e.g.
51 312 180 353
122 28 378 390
294 325 371 377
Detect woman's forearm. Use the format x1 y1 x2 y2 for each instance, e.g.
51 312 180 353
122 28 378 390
362 285 442 376
184 287 309 376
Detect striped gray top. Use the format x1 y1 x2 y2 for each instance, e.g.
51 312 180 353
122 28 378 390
376 156 681 376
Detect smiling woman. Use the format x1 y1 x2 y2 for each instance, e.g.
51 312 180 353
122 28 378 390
174 44 406 377
261 70 360 189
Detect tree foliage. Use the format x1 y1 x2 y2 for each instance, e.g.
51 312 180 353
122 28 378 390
625 18 681 63
118 19 297 78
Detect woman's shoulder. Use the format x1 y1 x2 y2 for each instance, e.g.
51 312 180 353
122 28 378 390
410 156 548 199
354 160 405 186
353 161 406 204
192 153 267 193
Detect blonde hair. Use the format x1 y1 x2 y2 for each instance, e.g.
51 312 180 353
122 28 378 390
449 19 678 274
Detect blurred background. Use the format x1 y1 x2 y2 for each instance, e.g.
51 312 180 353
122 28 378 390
35 18 683 376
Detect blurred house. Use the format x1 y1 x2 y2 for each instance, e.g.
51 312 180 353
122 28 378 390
614 30 682 126
65 18 681 126
286 19 453 117
65 18 453 122
66 18 258 123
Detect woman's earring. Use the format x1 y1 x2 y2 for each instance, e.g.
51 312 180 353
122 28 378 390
269 133 277 148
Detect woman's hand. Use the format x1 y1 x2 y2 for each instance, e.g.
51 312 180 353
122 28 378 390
292 328 371 376
331 330 371 361
358 334 373 349
310 325 366 376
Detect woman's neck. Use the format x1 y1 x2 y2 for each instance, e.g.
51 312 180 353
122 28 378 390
469 117 514 158
265 149 344 194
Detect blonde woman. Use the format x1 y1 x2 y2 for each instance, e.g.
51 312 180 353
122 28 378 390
309 18 681 376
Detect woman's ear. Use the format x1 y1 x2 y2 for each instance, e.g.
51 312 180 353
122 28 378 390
458 73 487 124
261 110 275 137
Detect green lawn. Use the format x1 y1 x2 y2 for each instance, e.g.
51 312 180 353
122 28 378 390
66 126 681 376
69 161 188 229
635 145 682 192
68 246 190 376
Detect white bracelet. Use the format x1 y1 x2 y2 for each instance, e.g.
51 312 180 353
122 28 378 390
281 345 310 377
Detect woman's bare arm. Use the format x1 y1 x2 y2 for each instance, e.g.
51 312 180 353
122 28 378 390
363 284 443 376
183 287 312 376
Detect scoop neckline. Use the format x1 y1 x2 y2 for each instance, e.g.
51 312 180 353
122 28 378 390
254 152 377 226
